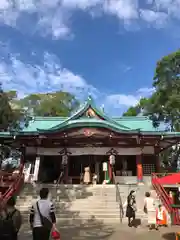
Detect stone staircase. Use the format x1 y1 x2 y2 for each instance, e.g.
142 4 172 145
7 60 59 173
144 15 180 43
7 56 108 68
118 184 160 223
15 183 159 225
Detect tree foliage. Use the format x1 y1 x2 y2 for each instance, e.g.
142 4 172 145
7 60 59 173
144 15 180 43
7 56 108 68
123 49 180 169
0 87 79 131
18 91 79 117
0 85 27 131
0 85 14 130
123 98 150 117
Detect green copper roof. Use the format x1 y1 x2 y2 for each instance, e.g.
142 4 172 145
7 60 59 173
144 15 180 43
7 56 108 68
20 97 163 134
37 118 139 134
1 97 180 137
115 116 156 132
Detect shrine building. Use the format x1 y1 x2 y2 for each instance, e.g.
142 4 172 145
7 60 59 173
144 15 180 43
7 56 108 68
0 96 180 184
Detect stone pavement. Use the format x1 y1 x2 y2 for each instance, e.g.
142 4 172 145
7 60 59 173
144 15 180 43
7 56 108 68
18 219 179 240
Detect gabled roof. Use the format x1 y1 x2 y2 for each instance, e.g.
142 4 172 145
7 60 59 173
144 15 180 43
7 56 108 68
2 96 180 137
36 96 133 133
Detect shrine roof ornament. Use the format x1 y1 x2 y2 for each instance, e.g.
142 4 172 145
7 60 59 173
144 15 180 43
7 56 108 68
36 96 134 133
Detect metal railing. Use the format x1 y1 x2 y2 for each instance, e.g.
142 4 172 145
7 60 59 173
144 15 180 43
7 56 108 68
151 173 180 225
0 166 24 209
56 171 64 188
112 172 124 223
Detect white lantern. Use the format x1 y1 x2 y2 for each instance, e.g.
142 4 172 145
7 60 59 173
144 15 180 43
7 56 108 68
109 155 115 165
62 155 68 165
103 162 108 171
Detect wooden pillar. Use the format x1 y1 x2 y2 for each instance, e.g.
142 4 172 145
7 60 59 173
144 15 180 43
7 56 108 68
65 159 69 183
62 155 69 184
155 154 160 173
136 155 143 183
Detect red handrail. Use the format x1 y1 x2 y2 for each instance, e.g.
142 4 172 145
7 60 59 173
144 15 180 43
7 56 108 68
151 173 180 225
0 163 24 209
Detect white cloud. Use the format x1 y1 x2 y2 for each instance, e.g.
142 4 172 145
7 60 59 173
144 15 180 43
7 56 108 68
0 43 151 110
0 0 179 39
153 0 180 20
61 0 102 9
105 94 139 107
103 0 138 21
105 87 155 109
137 87 155 96
0 51 97 99
140 9 168 27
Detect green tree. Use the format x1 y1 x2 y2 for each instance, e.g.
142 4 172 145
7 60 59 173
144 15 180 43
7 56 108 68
19 91 79 117
123 50 180 170
152 50 180 131
0 87 26 131
123 98 151 116
0 85 14 130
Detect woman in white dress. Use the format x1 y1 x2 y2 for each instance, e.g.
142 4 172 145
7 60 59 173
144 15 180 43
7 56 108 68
144 192 158 230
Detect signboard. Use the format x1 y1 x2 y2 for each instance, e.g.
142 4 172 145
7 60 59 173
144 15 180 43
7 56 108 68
103 162 108 171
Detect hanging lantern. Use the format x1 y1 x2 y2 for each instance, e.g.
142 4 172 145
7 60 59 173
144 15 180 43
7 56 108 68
62 155 68 165
109 155 115 165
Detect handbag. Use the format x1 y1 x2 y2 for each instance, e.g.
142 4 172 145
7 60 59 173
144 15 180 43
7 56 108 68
51 229 60 240
36 202 53 231
143 206 147 214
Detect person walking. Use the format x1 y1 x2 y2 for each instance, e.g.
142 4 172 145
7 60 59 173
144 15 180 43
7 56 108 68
29 188 57 240
125 190 137 227
144 192 157 230
0 196 22 240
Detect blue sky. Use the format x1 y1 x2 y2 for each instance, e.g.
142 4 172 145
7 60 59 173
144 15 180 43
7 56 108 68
0 0 180 116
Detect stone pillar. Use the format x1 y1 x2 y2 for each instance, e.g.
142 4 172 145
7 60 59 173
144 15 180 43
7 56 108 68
136 155 143 183
33 156 40 182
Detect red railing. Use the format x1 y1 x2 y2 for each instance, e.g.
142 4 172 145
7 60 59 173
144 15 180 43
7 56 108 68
151 173 180 225
0 163 24 208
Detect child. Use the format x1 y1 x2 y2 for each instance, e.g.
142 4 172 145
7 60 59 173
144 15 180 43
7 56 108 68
156 204 167 227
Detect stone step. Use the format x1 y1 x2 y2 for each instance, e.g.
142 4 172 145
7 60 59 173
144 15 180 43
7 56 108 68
20 214 147 223
19 216 124 223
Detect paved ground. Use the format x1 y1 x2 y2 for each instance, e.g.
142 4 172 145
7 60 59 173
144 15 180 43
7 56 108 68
18 220 179 240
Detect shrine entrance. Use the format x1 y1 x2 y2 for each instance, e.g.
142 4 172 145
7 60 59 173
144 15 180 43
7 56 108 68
38 156 61 183
68 155 107 184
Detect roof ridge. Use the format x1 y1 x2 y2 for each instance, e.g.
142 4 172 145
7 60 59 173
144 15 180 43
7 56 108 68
115 116 150 121
37 97 133 131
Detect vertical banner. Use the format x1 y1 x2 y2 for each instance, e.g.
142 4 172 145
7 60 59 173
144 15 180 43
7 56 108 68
33 157 40 182
23 163 32 183
136 155 143 182
103 162 110 184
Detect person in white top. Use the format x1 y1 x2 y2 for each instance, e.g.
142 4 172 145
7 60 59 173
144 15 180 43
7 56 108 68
29 188 56 240
144 192 158 230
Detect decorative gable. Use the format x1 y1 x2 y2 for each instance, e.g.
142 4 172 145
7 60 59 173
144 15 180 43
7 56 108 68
85 108 100 118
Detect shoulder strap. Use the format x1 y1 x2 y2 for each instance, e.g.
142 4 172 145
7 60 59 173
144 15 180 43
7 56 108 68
6 209 17 220
36 202 43 225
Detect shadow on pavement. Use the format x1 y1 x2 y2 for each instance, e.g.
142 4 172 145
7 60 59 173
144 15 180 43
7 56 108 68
59 218 114 240
162 232 176 240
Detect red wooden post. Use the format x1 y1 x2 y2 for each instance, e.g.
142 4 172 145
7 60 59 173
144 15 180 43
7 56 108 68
136 155 143 182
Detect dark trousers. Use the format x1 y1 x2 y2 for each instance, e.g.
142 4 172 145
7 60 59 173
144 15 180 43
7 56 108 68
33 227 50 240
0 232 17 240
